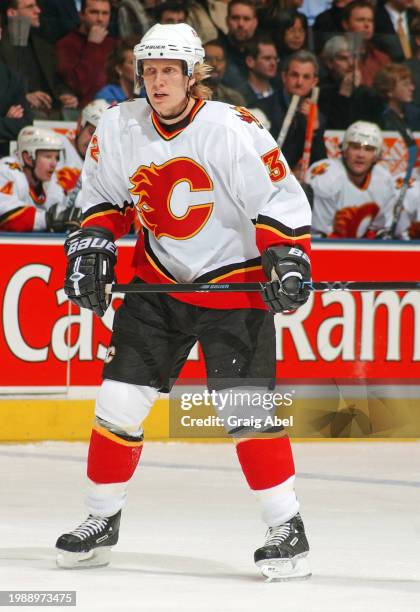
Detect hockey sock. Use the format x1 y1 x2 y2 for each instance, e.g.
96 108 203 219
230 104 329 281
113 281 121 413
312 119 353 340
87 424 144 484
236 436 299 526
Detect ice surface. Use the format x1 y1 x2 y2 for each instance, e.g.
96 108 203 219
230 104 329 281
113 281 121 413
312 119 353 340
0 441 419 612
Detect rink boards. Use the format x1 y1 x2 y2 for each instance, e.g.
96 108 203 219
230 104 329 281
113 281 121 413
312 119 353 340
1 236 420 440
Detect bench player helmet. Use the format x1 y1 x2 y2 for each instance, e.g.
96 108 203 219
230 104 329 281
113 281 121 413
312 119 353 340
80 99 109 128
343 121 382 156
17 126 64 165
134 23 205 79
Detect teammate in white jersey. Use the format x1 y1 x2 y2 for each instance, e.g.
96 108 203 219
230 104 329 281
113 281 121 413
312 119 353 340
0 126 76 232
394 175 420 240
308 121 395 238
57 24 312 580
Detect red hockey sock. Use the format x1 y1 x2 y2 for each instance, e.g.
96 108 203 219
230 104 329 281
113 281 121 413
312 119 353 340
235 436 295 490
87 425 143 484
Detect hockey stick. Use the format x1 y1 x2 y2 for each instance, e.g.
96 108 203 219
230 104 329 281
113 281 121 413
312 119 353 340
389 143 418 239
277 94 300 148
108 281 420 294
299 86 319 182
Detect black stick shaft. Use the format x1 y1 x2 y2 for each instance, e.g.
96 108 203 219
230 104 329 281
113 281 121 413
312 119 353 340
110 281 420 294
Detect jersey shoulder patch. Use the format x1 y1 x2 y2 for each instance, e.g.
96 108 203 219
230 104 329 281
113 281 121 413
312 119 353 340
310 161 329 177
230 105 265 130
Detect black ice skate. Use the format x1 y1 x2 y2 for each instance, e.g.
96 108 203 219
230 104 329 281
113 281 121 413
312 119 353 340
56 511 121 569
254 513 311 581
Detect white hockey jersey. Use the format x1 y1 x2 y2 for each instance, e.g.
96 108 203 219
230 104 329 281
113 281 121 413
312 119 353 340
53 134 84 208
308 158 395 238
0 156 68 231
81 98 311 309
394 176 420 239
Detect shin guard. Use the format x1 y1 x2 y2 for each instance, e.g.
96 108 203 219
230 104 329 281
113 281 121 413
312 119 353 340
87 425 143 484
235 436 295 490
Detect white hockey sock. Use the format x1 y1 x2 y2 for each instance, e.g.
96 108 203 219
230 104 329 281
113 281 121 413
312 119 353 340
255 476 299 527
86 480 128 517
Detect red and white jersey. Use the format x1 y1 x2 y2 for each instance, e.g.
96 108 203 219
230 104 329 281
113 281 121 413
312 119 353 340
0 156 67 231
80 98 311 309
307 158 395 238
394 175 420 239
53 134 83 207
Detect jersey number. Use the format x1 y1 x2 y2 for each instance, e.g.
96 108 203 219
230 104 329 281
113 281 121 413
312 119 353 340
262 148 287 183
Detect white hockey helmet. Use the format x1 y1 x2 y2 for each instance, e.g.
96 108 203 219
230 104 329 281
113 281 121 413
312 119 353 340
17 126 64 164
134 23 205 79
80 99 109 128
343 121 382 156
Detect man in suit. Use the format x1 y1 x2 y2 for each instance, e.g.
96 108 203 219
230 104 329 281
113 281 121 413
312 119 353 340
0 0 78 118
374 0 418 62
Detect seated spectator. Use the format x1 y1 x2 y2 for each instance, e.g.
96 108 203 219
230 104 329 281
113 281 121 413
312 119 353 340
404 15 420 107
270 10 309 68
95 37 136 103
374 0 418 63
373 63 420 134
155 1 187 24
319 34 377 128
313 0 353 52
253 50 327 171
0 59 33 157
57 0 117 108
307 121 395 238
394 175 420 239
203 39 245 105
238 37 279 104
0 126 78 232
117 0 154 38
38 0 80 44
0 1 78 120
220 0 258 90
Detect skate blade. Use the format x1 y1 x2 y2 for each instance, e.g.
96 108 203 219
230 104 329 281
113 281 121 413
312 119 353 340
56 546 112 569
256 554 311 582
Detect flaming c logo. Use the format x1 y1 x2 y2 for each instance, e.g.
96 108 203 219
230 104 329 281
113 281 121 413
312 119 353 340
56 167 80 193
129 158 214 240
332 203 379 238
90 135 100 162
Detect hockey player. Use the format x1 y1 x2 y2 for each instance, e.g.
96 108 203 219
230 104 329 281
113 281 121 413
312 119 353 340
307 121 395 238
394 175 420 239
56 24 312 580
0 125 77 232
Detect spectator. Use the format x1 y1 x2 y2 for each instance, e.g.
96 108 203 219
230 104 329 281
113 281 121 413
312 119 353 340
373 62 420 134
155 1 187 24
313 0 353 52
0 0 78 119
404 15 420 106
38 0 80 44
95 37 136 103
307 121 394 238
186 0 220 43
319 35 376 128
238 37 279 104
220 0 258 90
341 0 391 88
203 39 245 104
0 125 78 232
374 0 418 62
117 0 154 38
56 0 117 108
271 10 308 67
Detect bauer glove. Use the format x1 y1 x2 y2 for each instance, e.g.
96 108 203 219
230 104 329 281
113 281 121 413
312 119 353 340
262 245 311 313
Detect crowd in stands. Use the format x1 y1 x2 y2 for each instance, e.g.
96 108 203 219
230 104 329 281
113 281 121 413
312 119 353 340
0 0 419 239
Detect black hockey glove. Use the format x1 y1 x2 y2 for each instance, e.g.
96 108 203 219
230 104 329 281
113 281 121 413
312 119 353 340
64 227 117 317
262 245 311 313
46 203 83 233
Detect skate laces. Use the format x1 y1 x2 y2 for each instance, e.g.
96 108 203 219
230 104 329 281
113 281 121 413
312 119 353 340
70 516 109 541
265 522 292 546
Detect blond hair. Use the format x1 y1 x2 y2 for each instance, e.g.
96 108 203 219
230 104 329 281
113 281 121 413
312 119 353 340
190 62 213 100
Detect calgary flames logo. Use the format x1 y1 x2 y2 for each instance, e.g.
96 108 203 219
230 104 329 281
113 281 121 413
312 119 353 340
0 181 13 195
129 158 214 240
311 162 328 177
56 167 80 193
89 135 100 162
332 203 379 238
232 106 264 129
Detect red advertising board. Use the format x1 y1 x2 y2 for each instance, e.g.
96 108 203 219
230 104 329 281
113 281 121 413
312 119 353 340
1 236 420 390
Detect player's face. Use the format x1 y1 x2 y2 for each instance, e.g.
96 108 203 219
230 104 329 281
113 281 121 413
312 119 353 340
227 5 258 43
282 61 318 97
343 8 374 40
391 77 414 104
34 150 60 182
142 59 194 118
76 123 96 159
284 17 306 52
343 142 377 177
